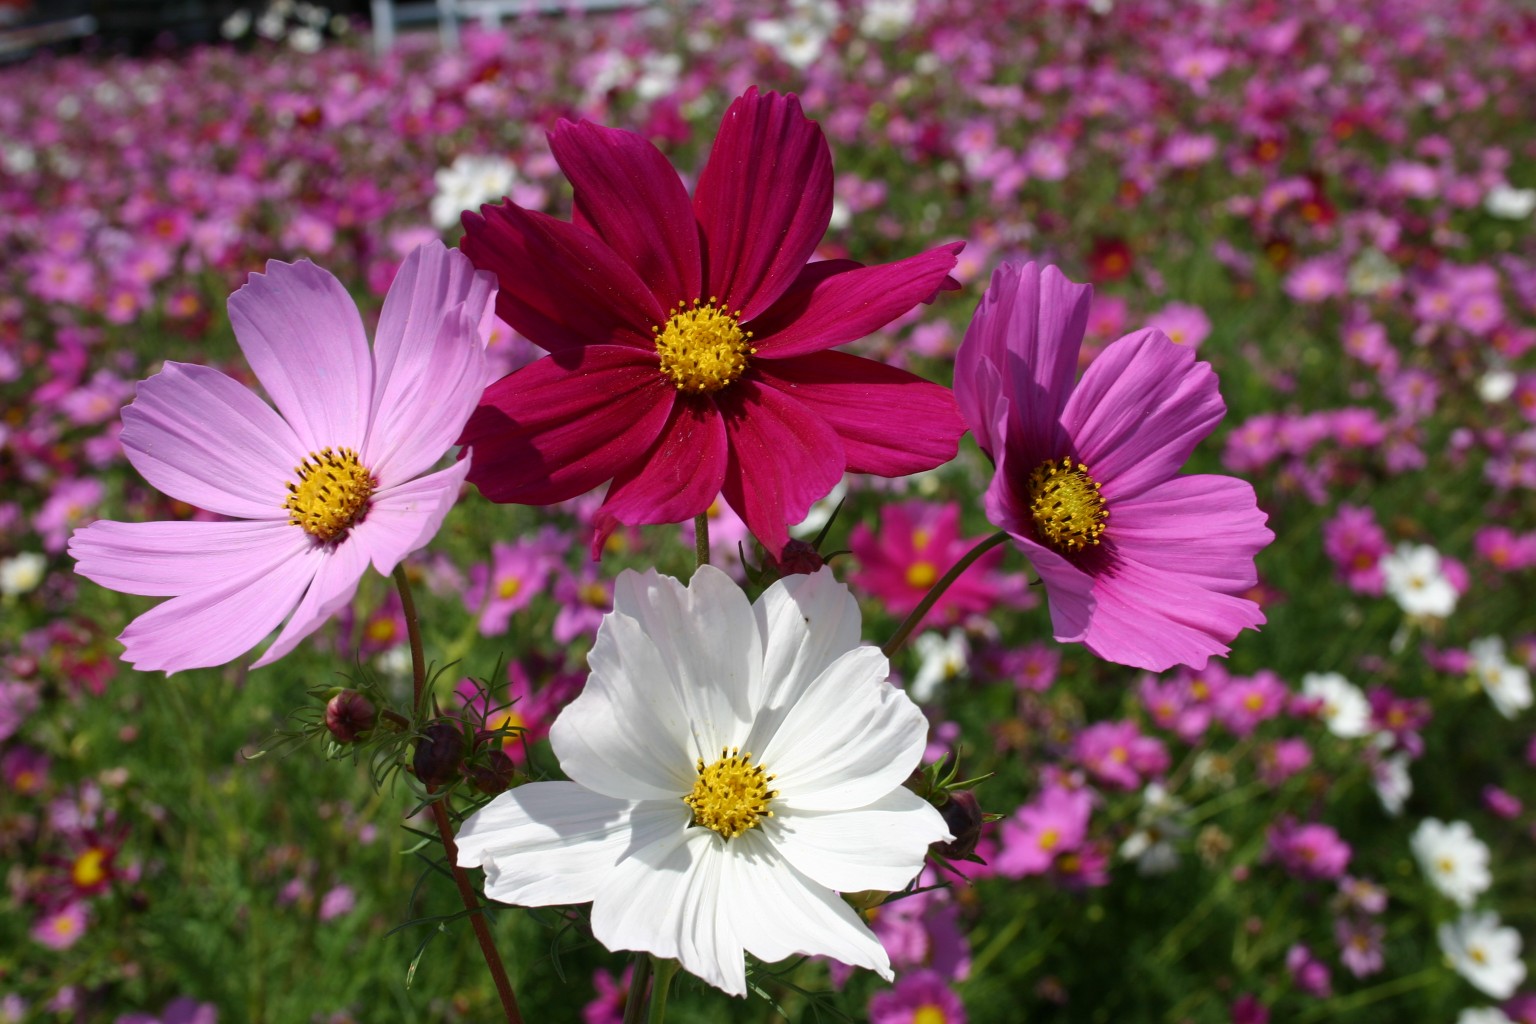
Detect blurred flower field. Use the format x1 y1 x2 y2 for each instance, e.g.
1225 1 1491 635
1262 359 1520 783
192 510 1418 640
3 0 1536 1020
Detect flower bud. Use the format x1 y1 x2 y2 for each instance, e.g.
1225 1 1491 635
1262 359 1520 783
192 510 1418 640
934 789 983 859
467 748 517 795
413 721 465 788
773 539 826 576
324 690 377 743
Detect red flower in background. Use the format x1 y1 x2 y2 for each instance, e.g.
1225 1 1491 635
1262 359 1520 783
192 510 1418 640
458 88 966 558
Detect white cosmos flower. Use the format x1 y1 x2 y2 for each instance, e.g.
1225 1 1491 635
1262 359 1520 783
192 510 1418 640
1485 184 1536 220
1469 637 1533 719
455 565 949 996
1458 1007 1514 1024
910 628 969 703
1439 911 1527 999
1411 818 1491 908
1381 542 1457 618
431 155 519 232
1301 671 1372 738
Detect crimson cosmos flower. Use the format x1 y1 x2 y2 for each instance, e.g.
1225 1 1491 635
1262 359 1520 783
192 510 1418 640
458 87 966 557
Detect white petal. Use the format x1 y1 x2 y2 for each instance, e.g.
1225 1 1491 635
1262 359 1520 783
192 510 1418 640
455 782 651 906
758 647 929 810
766 788 949 893
609 566 762 758
748 567 863 742
591 826 748 996
730 830 892 980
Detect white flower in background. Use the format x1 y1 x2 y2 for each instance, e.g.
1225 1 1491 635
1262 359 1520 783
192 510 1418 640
0 552 47 597
1469 637 1533 719
635 53 682 101
1485 184 1536 220
1372 751 1412 816
1411 819 1491 907
220 8 252 38
859 0 917 39
750 0 838 69
910 628 969 703
1458 1008 1514 1024
1438 911 1527 998
1381 543 1457 618
1479 369 1517 404
790 478 848 539
455 566 948 996
1302 672 1371 738
1346 247 1402 297
431 155 519 232
287 25 322 53
1119 783 1189 875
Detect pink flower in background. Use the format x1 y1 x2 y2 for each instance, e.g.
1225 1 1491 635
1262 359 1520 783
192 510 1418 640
1323 504 1389 595
868 969 966 1024
1071 720 1169 790
69 243 494 673
31 901 88 950
317 885 357 922
954 261 1271 672
464 530 564 636
1212 670 1287 737
1267 818 1351 881
458 87 966 558
849 501 1013 627
1149 302 1212 348
995 784 1092 878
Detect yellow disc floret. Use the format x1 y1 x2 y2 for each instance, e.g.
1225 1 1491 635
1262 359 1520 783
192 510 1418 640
284 446 376 543
654 298 755 393
683 746 777 840
1027 456 1109 553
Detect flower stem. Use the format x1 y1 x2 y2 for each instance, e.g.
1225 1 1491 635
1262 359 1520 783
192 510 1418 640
393 566 524 1024
647 957 679 1024
622 952 652 1024
881 530 1010 659
693 512 710 569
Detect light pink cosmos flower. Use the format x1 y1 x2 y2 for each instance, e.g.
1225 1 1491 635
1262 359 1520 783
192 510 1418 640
69 242 494 673
954 262 1271 672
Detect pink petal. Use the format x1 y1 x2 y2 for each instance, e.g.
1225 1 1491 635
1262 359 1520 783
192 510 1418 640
955 261 1090 462
70 518 298 597
460 202 661 356
461 347 674 505
115 535 321 674
366 242 494 484
227 259 373 455
748 243 964 359
549 119 702 308
120 362 302 519
590 398 730 557
753 352 964 476
718 378 844 557
693 88 833 321
353 459 472 577
1062 328 1225 501
252 533 372 667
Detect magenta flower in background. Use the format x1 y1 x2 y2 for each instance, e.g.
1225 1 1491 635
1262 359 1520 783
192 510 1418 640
1071 720 1170 790
458 87 966 558
868 969 967 1024
954 261 1271 671
69 243 494 673
464 529 564 636
1267 817 1351 881
849 500 1017 627
995 784 1093 878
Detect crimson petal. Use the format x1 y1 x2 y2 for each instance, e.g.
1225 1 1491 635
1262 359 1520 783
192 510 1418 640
461 203 662 356
749 242 964 359
717 378 845 557
550 119 702 309
693 88 833 322
590 398 730 558
461 347 674 505
753 352 964 476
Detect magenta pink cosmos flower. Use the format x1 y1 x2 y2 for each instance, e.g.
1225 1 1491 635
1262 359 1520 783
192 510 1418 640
69 242 495 673
457 87 966 558
954 261 1272 672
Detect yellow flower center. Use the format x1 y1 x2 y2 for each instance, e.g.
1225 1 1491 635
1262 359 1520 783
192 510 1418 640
913 1007 948 1024
654 298 754 393
683 746 777 840
906 561 938 589
72 848 108 888
284 447 376 543
1027 456 1109 553
498 577 522 600
579 583 609 608
1039 827 1061 851
488 710 525 745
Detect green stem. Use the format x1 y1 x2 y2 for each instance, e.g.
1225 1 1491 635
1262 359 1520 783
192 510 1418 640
622 953 653 1024
647 957 680 1024
693 512 710 570
393 566 525 1024
881 530 1010 659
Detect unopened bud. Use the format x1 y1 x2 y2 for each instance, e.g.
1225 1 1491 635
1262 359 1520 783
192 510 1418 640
773 539 826 576
324 690 377 743
413 721 465 788
934 789 983 859
467 748 517 795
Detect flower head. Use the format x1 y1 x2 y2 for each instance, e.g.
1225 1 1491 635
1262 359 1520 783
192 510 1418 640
458 87 966 559
954 262 1270 671
70 243 494 672
1439 911 1527 999
455 565 948 995
1412 819 1492 908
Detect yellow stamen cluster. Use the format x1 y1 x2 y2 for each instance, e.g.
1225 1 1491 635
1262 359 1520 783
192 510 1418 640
653 298 755 393
72 848 108 888
284 447 376 543
683 746 777 840
1026 456 1109 553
